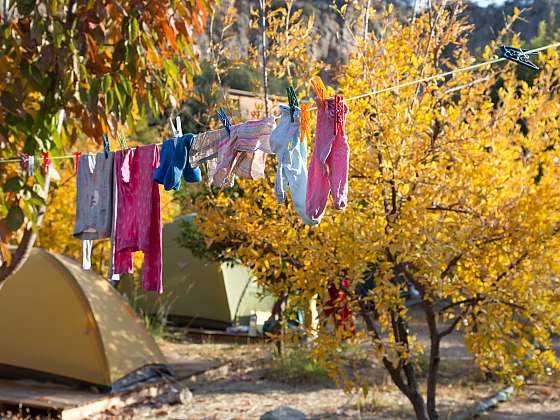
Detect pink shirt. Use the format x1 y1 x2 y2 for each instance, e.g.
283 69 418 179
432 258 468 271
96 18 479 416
113 144 163 293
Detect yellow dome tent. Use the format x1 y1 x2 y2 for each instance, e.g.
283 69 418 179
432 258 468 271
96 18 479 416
0 248 168 391
120 215 274 329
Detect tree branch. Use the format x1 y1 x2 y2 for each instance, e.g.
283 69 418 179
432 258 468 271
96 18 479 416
438 297 479 314
438 309 467 339
358 301 412 398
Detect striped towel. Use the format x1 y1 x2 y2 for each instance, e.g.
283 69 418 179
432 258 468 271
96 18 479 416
213 117 276 187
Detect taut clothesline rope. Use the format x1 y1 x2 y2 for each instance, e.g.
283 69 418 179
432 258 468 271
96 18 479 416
310 42 560 109
1 42 559 165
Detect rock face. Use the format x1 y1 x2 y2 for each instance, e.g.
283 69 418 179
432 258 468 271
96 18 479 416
199 0 560 69
260 405 307 420
467 0 560 52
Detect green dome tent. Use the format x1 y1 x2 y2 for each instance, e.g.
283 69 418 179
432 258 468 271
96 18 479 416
0 248 168 391
120 215 273 330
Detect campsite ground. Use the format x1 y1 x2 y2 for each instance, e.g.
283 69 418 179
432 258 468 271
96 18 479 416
96 325 560 420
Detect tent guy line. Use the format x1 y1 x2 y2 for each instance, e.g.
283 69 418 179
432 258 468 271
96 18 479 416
1 41 559 165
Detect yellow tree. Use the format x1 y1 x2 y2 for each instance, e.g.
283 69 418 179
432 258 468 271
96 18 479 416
249 0 327 90
186 2 560 419
247 0 327 114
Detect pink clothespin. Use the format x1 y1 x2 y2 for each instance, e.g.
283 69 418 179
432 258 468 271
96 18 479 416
21 154 29 174
334 95 344 135
75 152 81 174
42 152 50 175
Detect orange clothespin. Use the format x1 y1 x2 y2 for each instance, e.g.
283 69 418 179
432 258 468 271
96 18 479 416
75 152 81 174
300 103 311 142
42 151 50 175
310 76 328 107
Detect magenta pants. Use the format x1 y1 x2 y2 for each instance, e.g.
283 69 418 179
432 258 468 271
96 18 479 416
306 95 349 222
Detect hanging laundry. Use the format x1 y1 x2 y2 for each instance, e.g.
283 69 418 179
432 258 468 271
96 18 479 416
270 105 317 226
188 127 228 182
73 152 115 270
306 95 349 223
213 116 276 187
154 134 202 191
324 278 355 335
112 144 162 293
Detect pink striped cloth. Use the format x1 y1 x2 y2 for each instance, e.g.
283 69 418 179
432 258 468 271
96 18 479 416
188 117 276 187
213 117 276 187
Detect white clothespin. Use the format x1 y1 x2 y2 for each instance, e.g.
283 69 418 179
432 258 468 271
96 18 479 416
169 116 183 147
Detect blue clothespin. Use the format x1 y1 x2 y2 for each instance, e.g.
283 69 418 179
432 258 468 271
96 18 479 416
500 46 539 70
217 107 232 135
287 86 299 123
102 133 110 158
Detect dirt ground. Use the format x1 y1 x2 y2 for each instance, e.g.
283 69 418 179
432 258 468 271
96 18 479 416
92 332 560 420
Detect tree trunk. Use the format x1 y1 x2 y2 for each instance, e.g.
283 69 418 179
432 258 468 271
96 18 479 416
426 338 441 419
259 0 269 118
363 0 371 40
358 301 430 420
408 390 429 420
426 333 440 417
0 171 51 287
423 302 441 420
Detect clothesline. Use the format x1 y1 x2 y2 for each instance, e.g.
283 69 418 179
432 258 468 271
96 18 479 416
1 41 559 165
308 41 560 109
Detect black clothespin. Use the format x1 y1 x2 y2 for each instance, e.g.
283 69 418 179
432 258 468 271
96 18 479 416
500 46 540 70
217 107 231 135
102 133 110 158
287 86 299 123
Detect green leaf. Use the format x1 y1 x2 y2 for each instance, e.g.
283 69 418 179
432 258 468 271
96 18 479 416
4 176 24 193
16 0 35 16
32 181 47 200
28 190 46 207
50 0 58 15
1 91 17 110
6 205 24 231
106 90 115 111
112 41 126 70
87 78 101 113
114 83 125 108
102 75 112 93
131 18 139 41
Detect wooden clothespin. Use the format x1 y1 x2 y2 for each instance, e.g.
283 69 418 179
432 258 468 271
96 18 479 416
169 115 183 147
75 152 81 174
217 107 232 135
310 76 328 107
102 133 110 158
42 151 50 175
287 86 299 123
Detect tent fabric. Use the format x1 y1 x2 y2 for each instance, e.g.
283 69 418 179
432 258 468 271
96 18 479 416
0 248 167 389
120 215 274 328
